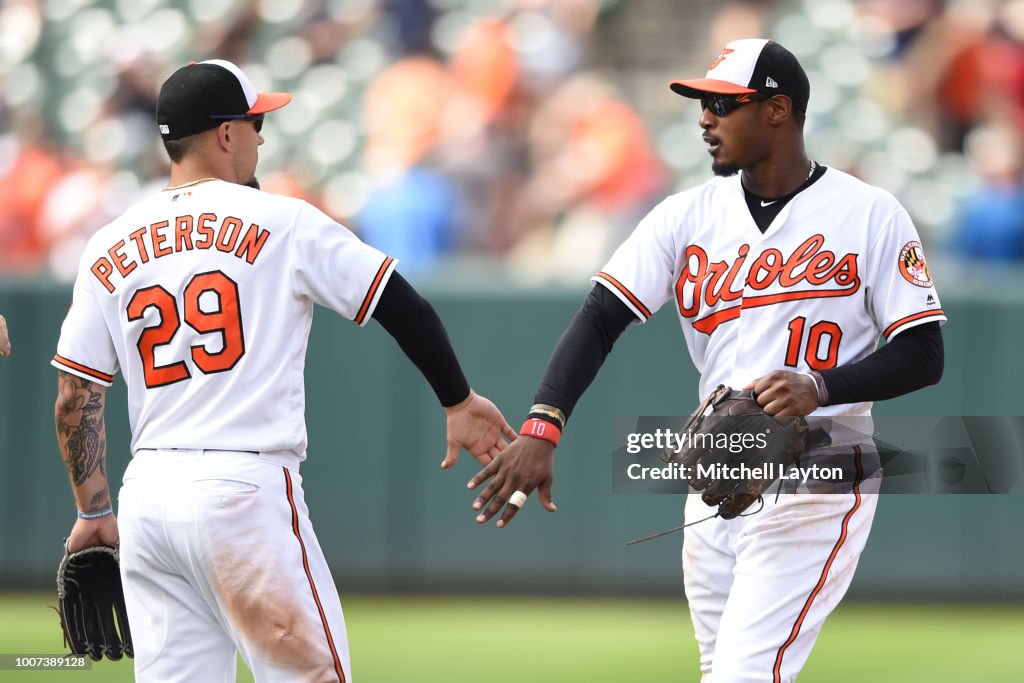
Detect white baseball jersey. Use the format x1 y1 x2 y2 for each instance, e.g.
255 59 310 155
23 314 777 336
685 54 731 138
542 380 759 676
52 179 396 456
593 167 945 416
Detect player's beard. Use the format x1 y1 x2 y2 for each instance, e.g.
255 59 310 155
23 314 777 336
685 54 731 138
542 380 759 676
711 161 740 177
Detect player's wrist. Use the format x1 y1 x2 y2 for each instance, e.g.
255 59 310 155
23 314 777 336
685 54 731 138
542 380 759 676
520 417 561 447
443 389 476 414
76 505 114 520
521 403 566 447
528 403 566 428
801 371 829 406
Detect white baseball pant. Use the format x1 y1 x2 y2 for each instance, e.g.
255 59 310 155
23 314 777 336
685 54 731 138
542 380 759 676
683 448 881 683
118 449 351 682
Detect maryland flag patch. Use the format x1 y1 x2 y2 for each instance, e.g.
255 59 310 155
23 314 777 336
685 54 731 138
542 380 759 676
898 241 933 288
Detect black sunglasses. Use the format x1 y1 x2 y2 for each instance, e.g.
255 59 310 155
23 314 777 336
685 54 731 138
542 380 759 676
700 93 770 117
209 113 265 133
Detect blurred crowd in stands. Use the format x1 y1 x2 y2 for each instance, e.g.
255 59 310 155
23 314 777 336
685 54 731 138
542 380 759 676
1 0 1023 284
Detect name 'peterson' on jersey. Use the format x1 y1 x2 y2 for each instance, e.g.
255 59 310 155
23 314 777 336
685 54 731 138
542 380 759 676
90 213 271 293
676 234 859 334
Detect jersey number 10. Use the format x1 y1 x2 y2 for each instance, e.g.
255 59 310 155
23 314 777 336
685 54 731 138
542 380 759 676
126 270 245 388
785 316 841 370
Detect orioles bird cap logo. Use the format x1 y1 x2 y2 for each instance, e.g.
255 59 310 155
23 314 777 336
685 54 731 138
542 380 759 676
709 48 735 71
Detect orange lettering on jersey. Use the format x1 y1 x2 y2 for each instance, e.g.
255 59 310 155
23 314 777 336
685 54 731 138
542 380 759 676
832 254 858 287
151 220 172 258
676 244 746 318
108 239 137 278
128 227 151 264
91 257 115 293
803 250 835 285
94 213 267 294
215 216 243 253
702 261 730 308
748 248 784 291
677 245 708 318
721 244 749 300
676 235 861 335
175 215 194 251
780 234 823 286
235 223 270 264
195 213 216 249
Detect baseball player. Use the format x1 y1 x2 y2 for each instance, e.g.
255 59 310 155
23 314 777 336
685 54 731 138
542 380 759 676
52 59 516 683
0 313 9 357
469 39 945 681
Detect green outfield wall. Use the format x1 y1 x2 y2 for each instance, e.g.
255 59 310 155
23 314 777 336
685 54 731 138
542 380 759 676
1 277 1021 599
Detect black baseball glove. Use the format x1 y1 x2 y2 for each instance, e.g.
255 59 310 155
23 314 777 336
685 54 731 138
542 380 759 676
56 545 133 661
662 385 810 519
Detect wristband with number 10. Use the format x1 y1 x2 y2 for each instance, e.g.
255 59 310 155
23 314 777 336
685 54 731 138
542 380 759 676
520 417 561 447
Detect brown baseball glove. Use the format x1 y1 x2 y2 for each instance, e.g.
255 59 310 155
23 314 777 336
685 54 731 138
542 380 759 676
662 385 811 519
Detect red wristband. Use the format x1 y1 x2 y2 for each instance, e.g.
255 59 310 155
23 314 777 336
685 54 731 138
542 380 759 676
520 418 561 447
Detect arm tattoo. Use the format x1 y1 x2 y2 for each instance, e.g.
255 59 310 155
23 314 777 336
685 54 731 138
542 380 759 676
55 372 107 486
87 490 110 513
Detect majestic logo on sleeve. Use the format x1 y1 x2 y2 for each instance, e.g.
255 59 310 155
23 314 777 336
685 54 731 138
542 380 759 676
676 234 860 334
898 241 933 288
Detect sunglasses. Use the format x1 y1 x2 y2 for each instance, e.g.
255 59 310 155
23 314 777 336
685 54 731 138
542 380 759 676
209 113 265 133
700 93 770 117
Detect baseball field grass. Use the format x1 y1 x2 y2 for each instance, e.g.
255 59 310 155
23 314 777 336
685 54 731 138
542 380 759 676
0 592 1021 682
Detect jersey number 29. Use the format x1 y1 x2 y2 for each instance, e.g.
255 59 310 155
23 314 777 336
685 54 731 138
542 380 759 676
126 270 245 388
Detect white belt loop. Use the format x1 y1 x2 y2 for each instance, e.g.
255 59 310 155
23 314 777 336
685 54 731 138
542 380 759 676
257 449 304 470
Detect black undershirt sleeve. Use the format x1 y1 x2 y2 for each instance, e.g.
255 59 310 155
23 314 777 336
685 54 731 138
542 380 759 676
371 272 471 407
533 285 638 420
820 322 943 405
527 282 941 415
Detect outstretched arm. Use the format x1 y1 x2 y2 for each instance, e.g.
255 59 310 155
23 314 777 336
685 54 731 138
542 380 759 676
372 273 516 466
55 370 118 552
469 285 639 527
0 313 9 357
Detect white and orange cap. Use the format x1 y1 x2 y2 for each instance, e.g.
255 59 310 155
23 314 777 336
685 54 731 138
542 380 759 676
670 39 810 112
156 59 292 140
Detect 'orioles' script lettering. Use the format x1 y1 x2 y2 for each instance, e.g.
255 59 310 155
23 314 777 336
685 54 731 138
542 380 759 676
675 234 859 334
90 213 270 293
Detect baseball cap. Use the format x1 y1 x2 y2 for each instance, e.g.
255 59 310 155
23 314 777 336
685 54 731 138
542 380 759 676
156 59 292 140
670 39 810 113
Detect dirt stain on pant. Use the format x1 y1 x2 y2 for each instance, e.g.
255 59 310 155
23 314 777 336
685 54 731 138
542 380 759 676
204 492 342 682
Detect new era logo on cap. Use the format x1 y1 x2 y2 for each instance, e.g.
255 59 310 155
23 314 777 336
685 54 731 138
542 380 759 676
669 38 810 113
156 59 292 140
